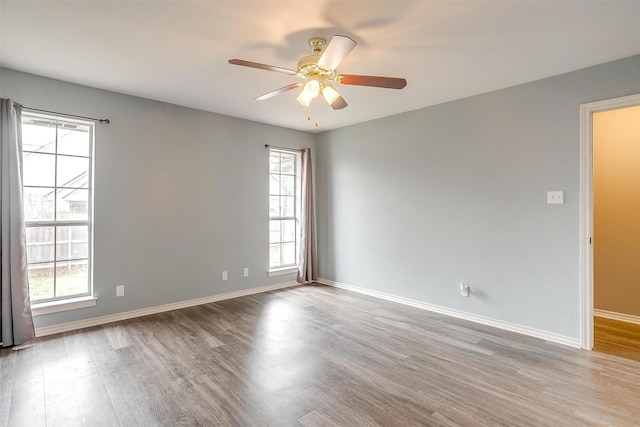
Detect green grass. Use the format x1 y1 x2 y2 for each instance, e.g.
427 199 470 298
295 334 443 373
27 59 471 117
29 267 88 301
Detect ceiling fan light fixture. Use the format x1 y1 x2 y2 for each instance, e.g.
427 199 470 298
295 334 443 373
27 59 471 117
297 90 314 106
321 84 340 104
303 79 320 98
297 79 321 106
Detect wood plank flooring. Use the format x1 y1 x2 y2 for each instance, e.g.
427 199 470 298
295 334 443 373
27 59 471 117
2 284 640 426
594 315 640 362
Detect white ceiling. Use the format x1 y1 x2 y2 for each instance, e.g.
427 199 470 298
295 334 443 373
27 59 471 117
1 1 639 133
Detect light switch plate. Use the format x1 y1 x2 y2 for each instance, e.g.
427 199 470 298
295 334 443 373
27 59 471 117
547 191 564 204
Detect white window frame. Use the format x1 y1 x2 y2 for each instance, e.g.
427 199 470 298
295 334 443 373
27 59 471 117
21 111 95 310
268 148 301 274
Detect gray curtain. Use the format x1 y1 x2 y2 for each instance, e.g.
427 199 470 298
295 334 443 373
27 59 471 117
297 148 317 284
1 98 35 347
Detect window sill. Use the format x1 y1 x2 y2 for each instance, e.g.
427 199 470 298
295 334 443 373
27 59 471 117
268 267 298 277
32 296 97 316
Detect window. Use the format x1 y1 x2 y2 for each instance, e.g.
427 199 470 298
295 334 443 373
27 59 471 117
21 112 94 303
269 149 301 270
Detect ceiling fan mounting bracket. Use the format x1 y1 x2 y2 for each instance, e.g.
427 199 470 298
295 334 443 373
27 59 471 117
308 38 326 54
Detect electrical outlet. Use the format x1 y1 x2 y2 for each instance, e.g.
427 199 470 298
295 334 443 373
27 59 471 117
116 285 125 297
243 268 249 277
460 283 470 297
222 271 228 281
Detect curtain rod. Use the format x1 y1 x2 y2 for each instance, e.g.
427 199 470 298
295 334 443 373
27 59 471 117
264 144 304 152
22 106 110 124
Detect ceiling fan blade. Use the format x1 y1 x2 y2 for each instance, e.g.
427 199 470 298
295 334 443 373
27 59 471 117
329 96 348 110
228 59 296 75
317 35 357 71
336 74 407 89
254 83 303 101
321 84 348 110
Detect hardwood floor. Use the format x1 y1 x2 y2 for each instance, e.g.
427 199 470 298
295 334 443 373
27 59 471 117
594 315 640 362
2 284 640 426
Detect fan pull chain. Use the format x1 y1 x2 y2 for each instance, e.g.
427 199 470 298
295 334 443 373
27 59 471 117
307 114 319 127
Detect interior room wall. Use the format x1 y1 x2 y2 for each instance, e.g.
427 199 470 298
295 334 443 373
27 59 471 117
593 105 640 317
315 55 640 341
0 68 315 329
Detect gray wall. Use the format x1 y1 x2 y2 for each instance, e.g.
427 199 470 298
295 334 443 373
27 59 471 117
2 55 639 338
1 68 315 329
315 55 640 340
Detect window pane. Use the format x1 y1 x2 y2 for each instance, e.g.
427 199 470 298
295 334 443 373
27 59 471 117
57 125 91 157
57 226 89 260
269 244 281 268
26 227 55 263
57 189 89 220
57 155 89 188
56 260 89 297
269 196 280 218
281 154 294 174
268 149 299 270
22 152 55 186
282 220 296 242
269 153 281 173
281 175 295 196
282 242 296 266
269 174 280 196
23 187 55 221
28 262 55 301
281 196 295 217
22 113 94 304
21 121 56 154
269 220 281 244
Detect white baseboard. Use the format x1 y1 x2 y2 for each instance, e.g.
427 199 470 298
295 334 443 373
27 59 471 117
35 281 300 337
317 277 580 348
594 309 640 325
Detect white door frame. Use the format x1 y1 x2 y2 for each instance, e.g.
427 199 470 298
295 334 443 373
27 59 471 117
579 93 640 350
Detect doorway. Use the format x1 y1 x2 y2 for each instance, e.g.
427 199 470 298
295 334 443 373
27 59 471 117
580 94 640 353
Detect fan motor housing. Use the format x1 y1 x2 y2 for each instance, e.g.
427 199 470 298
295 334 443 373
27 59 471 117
297 55 335 80
296 37 336 80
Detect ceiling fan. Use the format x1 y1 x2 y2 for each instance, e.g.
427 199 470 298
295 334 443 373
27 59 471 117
228 35 407 110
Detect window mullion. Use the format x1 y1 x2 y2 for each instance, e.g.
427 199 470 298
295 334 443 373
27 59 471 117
279 154 284 267
280 220 285 267
53 123 58 298
26 220 90 227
